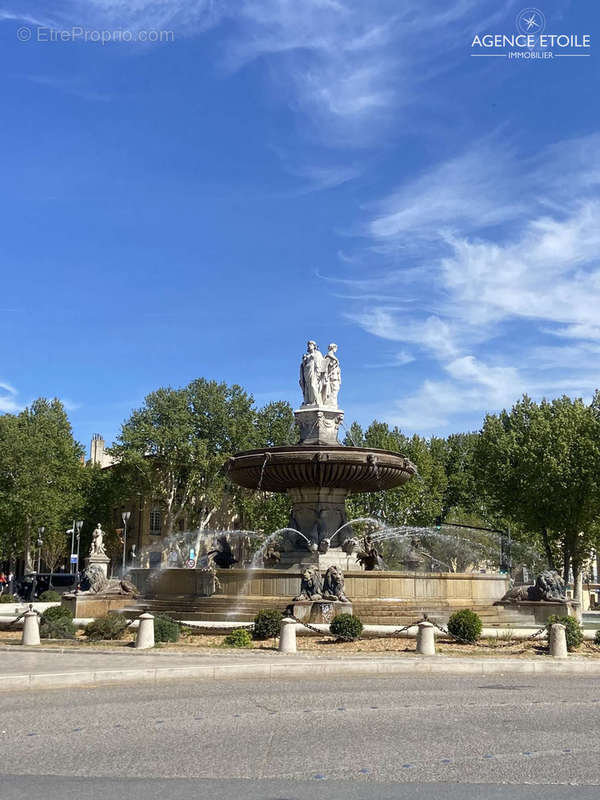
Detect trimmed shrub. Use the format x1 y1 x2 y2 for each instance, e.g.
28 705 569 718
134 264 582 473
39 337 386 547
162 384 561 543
154 614 180 643
0 593 17 603
39 590 61 602
223 628 252 648
84 614 130 641
330 613 363 642
546 614 583 652
447 609 482 643
594 629 600 647
40 605 76 639
41 605 73 623
253 609 283 641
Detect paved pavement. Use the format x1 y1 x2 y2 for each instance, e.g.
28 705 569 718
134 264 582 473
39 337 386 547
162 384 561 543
3 645 600 692
1 674 599 795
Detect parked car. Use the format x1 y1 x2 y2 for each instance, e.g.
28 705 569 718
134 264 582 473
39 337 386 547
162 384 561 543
16 573 79 601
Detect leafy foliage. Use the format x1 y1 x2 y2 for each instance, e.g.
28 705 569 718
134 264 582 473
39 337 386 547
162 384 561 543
154 613 181 643
84 614 129 641
345 421 447 528
0 399 84 569
447 609 482 643
594 629 600 646
476 394 600 580
330 613 363 641
546 614 583 652
223 627 252 648
0 593 16 603
40 604 76 639
39 590 61 602
253 609 283 640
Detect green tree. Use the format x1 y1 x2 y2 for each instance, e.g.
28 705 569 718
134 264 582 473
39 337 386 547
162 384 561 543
0 399 84 571
476 394 600 585
111 380 289 539
345 421 447 528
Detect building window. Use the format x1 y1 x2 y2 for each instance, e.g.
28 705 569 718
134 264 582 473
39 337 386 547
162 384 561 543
149 507 162 536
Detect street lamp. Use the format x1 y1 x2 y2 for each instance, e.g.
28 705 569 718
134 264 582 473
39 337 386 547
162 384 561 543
122 511 131 573
75 520 83 572
37 526 45 573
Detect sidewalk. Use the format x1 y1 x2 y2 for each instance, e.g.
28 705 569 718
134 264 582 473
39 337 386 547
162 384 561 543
3 645 600 691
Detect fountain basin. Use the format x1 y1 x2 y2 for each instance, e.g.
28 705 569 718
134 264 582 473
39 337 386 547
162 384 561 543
226 445 416 493
126 567 510 625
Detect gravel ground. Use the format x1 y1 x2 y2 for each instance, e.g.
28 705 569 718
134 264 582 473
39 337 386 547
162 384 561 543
2 628 600 658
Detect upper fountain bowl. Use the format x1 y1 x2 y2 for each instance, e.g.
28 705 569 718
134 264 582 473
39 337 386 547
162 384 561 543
225 445 417 493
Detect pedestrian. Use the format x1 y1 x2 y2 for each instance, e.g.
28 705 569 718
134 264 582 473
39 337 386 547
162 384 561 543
0 571 7 596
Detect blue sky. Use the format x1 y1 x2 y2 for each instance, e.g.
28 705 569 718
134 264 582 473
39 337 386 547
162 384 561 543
1 1 599 452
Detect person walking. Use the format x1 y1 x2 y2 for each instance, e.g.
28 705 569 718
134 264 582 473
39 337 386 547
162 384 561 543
0 571 7 596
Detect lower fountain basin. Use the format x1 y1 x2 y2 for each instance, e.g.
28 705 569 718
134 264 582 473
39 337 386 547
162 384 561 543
225 445 417 493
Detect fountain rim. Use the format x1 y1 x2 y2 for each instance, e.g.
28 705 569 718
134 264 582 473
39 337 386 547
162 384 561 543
225 443 417 493
226 444 417 460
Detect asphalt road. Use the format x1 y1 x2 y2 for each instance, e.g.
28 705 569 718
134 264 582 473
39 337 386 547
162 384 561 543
2 674 600 798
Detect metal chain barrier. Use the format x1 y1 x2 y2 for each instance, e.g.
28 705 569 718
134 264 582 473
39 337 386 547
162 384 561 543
289 613 343 640
427 616 547 649
8 603 39 627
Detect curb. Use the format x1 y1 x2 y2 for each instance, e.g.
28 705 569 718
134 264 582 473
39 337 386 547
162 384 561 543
3 654 600 691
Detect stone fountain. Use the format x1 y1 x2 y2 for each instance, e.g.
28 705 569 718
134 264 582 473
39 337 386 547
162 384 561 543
126 340 510 625
226 340 416 572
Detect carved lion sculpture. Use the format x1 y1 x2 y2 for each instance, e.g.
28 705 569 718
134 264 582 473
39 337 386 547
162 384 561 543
80 564 139 597
322 565 349 602
294 566 322 601
501 569 566 603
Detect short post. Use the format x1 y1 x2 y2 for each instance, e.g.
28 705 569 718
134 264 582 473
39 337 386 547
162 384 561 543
549 623 567 658
22 604 40 646
416 620 436 656
135 612 155 649
279 616 297 653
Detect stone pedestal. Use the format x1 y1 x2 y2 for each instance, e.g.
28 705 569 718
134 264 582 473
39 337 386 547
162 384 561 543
291 600 352 624
136 612 155 649
279 617 297 653
549 623 567 658
85 554 110 578
22 606 40 646
416 620 436 655
294 406 343 446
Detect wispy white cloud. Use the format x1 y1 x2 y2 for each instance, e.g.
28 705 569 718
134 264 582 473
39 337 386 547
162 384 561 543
3 0 516 143
345 133 600 431
0 382 21 413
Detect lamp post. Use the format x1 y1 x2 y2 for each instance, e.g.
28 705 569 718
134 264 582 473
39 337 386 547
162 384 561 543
75 520 83 573
122 511 131 573
37 526 45 574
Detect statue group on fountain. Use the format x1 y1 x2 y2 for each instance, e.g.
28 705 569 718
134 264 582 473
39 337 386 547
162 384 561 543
299 341 341 408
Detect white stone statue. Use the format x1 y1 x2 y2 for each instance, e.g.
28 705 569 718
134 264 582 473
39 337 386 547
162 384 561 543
299 340 325 406
90 523 108 558
322 343 341 408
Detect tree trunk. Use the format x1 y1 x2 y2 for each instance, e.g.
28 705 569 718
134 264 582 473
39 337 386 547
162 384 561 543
573 569 584 621
541 528 556 571
562 549 571 584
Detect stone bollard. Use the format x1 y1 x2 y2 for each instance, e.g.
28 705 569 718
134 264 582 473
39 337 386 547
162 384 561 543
22 605 40 646
416 620 436 656
549 623 568 658
279 617 297 653
135 612 155 649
